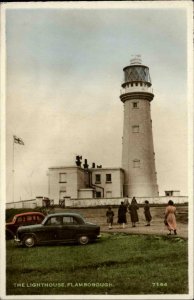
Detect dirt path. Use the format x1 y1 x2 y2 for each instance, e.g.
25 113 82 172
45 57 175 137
54 205 188 239
100 220 188 239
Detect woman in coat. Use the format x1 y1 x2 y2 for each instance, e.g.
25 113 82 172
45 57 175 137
128 197 139 227
164 200 177 235
118 201 127 228
144 200 152 226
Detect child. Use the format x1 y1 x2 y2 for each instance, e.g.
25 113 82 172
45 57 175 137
106 206 114 229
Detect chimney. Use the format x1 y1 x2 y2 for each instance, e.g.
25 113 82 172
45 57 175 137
83 159 89 169
75 155 82 167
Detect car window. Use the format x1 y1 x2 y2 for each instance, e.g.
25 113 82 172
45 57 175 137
16 217 23 224
26 216 33 221
62 216 78 225
45 216 62 225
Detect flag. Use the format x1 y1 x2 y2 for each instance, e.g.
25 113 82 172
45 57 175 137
13 135 24 145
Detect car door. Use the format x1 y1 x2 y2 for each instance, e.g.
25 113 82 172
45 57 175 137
39 216 62 242
57 216 79 242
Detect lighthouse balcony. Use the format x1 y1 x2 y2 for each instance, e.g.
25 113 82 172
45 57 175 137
120 85 153 95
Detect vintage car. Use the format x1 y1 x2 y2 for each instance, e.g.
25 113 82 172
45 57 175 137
15 212 100 247
6 212 45 240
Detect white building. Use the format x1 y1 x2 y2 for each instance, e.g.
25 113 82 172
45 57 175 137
48 165 124 205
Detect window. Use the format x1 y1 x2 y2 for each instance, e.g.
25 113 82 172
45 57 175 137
46 216 62 225
46 216 79 226
16 217 23 224
133 159 140 168
132 125 139 133
95 174 101 184
106 174 112 183
96 191 101 198
132 102 139 109
165 191 173 196
26 216 32 221
59 173 66 183
62 216 78 225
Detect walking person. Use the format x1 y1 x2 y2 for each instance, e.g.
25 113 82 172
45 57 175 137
106 206 114 229
117 201 127 228
164 200 177 235
144 200 152 226
128 197 139 227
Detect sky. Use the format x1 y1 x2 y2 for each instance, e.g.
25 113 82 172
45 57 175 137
4 3 191 202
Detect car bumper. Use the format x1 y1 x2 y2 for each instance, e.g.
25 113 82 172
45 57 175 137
14 237 22 246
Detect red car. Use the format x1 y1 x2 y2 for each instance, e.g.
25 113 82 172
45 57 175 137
6 212 45 240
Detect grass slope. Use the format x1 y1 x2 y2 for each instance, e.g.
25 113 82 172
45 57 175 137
6 233 188 295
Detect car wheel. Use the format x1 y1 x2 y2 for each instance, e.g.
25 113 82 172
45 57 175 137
78 235 89 245
23 235 36 248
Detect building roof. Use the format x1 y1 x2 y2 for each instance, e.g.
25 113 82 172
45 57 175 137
91 167 124 171
49 166 80 169
49 166 124 171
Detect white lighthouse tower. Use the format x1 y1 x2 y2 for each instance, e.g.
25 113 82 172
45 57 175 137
120 55 159 197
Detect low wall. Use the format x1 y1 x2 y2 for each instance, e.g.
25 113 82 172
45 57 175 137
65 196 188 207
6 199 37 210
6 196 188 210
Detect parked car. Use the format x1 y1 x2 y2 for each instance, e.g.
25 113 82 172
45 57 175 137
15 212 100 247
6 212 45 240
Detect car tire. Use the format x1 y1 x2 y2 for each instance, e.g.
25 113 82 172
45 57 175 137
23 235 36 248
78 235 89 245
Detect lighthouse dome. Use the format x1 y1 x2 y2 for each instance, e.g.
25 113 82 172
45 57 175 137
122 56 152 88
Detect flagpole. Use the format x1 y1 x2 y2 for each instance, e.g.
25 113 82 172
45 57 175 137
12 135 25 203
12 136 15 203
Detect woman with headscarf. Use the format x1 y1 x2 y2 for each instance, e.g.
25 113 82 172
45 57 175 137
128 197 139 227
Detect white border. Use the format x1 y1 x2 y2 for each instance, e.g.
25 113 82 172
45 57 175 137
0 2 6 299
187 2 194 299
0 1 193 300
0 1 193 9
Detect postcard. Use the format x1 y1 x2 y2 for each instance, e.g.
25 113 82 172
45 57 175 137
0 1 193 300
